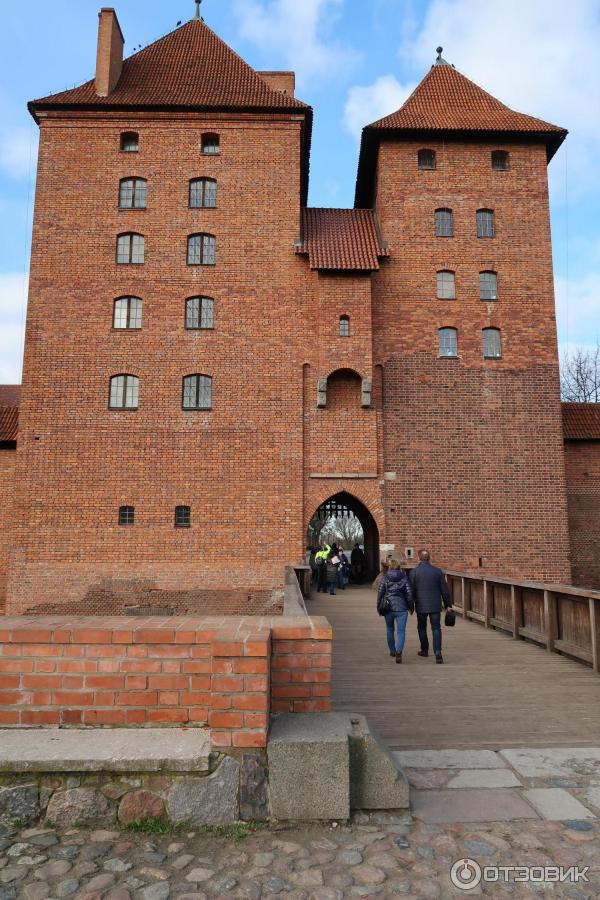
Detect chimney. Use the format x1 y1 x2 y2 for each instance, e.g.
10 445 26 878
95 8 124 97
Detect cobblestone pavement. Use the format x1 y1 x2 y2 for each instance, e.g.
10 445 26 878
1 812 598 900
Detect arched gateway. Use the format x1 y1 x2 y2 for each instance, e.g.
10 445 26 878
307 491 380 581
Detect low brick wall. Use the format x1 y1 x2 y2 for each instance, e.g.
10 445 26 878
0 615 332 748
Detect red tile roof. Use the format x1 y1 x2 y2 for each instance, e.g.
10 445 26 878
0 407 18 443
562 403 600 440
297 208 389 271
30 19 308 113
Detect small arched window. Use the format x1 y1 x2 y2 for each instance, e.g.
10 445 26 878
187 233 216 266
435 208 453 237
418 149 436 170
479 272 498 301
120 132 139 153
483 328 502 358
476 209 495 238
436 271 456 299
438 328 458 358
491 150 509 171
109 374 139 409
186 296 214 330
116 233 145 264
182 374 212 410
201 133 220 155
339 315 350 337
119 178 147 209
113 297 142 329
189 178 217 208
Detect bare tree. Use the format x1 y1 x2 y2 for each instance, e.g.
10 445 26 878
319 514 364 550
561 344 600 403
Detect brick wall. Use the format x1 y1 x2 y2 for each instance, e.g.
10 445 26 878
0 615 332 746
0 448 16 613
564 439 600 589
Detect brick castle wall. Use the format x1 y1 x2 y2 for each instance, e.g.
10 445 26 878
564 439 600 589
0 448 16 613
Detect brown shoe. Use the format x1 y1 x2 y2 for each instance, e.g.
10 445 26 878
436 654 444 664
418 650 429 658
389 652 395 658
395 652 402 664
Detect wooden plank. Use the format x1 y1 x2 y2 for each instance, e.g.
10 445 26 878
483 580 490 629
554 638 593 664
544 590 556 652
591 597 600 674
511 584 519 640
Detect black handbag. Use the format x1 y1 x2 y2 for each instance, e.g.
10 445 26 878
445 608 456 627
377 590 391 616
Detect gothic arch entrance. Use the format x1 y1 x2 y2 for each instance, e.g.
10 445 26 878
307 491 380 582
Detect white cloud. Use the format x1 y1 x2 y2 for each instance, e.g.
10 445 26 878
0 272 27 383
344 75 416 139
232 0 358 87
0 128 38 181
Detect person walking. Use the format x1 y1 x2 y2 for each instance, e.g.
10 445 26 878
409 550 452 664
325 552 339 596
338 550 350 590
351 543 366 583
377 559 414 663
315 544 330 593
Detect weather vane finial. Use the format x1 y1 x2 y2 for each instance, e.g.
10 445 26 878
436 46 443 60
194 0 202 20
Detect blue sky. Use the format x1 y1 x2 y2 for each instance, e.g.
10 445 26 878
1 0 599 383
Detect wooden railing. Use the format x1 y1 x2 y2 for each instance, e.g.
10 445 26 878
446 571 600 673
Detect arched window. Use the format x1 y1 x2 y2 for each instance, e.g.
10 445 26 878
339 315 350 337
113 297 142 329
438 328 458 358
201 133 220 155
189 178 217 209
187 233 216 266
418 149 436 170
109 374 139 409
119 506 135 526
476 209 495 238
491 150 509 171
182 374 212 410
436 270 456 299
116 233 145 264
185 296 214 330
435 208 453 237
119 178 147 209
480 271 498 301
120 132 139 152
483 328 502 358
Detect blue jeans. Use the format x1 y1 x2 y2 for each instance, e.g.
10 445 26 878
417 612 442 655
338 568 346 588
327 581 336 595
385 611 409 654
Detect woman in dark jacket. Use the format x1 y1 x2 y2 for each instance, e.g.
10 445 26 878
377 560 414 663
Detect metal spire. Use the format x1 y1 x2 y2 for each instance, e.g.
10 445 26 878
435 46 451 66
194 0 202 20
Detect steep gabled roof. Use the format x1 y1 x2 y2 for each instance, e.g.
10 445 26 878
297 208 389 271
30 18 309 113
355 59 567 207
562 403 600 440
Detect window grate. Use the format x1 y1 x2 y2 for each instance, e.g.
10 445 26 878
175 505 191 528
187 233 216 265
476 209 495 238
186 297 214 330
418 149 436 170
436 271 456 299
491 150 509 171
189 178 217 208
117 233 145 264
182 374 212 410
119 506 135 526
480 272 498 301
119 178 147 209
435 208 453 237
483 328 502 358
201 133 220 154
438 328 458 357
120 132 139 152
114 297 142 329
339 316 350 337
109 375 139 409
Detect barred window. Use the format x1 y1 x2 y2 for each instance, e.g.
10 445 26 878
175 505 191 528
119 178 147 209
483 327 502 358
435 208 453 237
491 150 509 171
187 233 216 265
438 328 458 358
480 271 498 301
185 297 214 330
113 297 142 329
119 506 135 526
201 133 220 154
418 149 436 170
109 374 139 409
436 271 456 299
183 374 212 410
339 315 350 337
117 233 145 264
189 178 217 208
476 209 495 238
120 132 139 152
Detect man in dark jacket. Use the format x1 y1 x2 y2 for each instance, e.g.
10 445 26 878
409 550 452 664
351 544 366 583
377 560 414 664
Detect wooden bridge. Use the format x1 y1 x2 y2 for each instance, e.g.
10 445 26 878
310 574 600 751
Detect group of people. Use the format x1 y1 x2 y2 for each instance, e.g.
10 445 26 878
377 550 452 664
308 543 367 595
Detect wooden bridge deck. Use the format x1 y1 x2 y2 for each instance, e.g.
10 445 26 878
310 585 600 750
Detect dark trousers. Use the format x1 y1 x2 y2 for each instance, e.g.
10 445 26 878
417 612 442 655
317 565 327 592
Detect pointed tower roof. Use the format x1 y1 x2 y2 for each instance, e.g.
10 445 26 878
29 18 309 113
355 55 567 207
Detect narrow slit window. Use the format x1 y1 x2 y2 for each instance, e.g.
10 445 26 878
119 178 147 209
120 132 139 152
480 272 498 301
113 297 142 329
438 328 458 358
435 208 453 237
436 271 456 299
185 297 214 330
182 374 212 410
109 374 139 409
418 149 436 170
189 178 217 208
491 150 509 171
201 133 220 155
119 506 135 526
187 233 216 266
116 233 145 264
175 506 191 528
476 209 495 238
483 328 502 358
339 315 350 337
